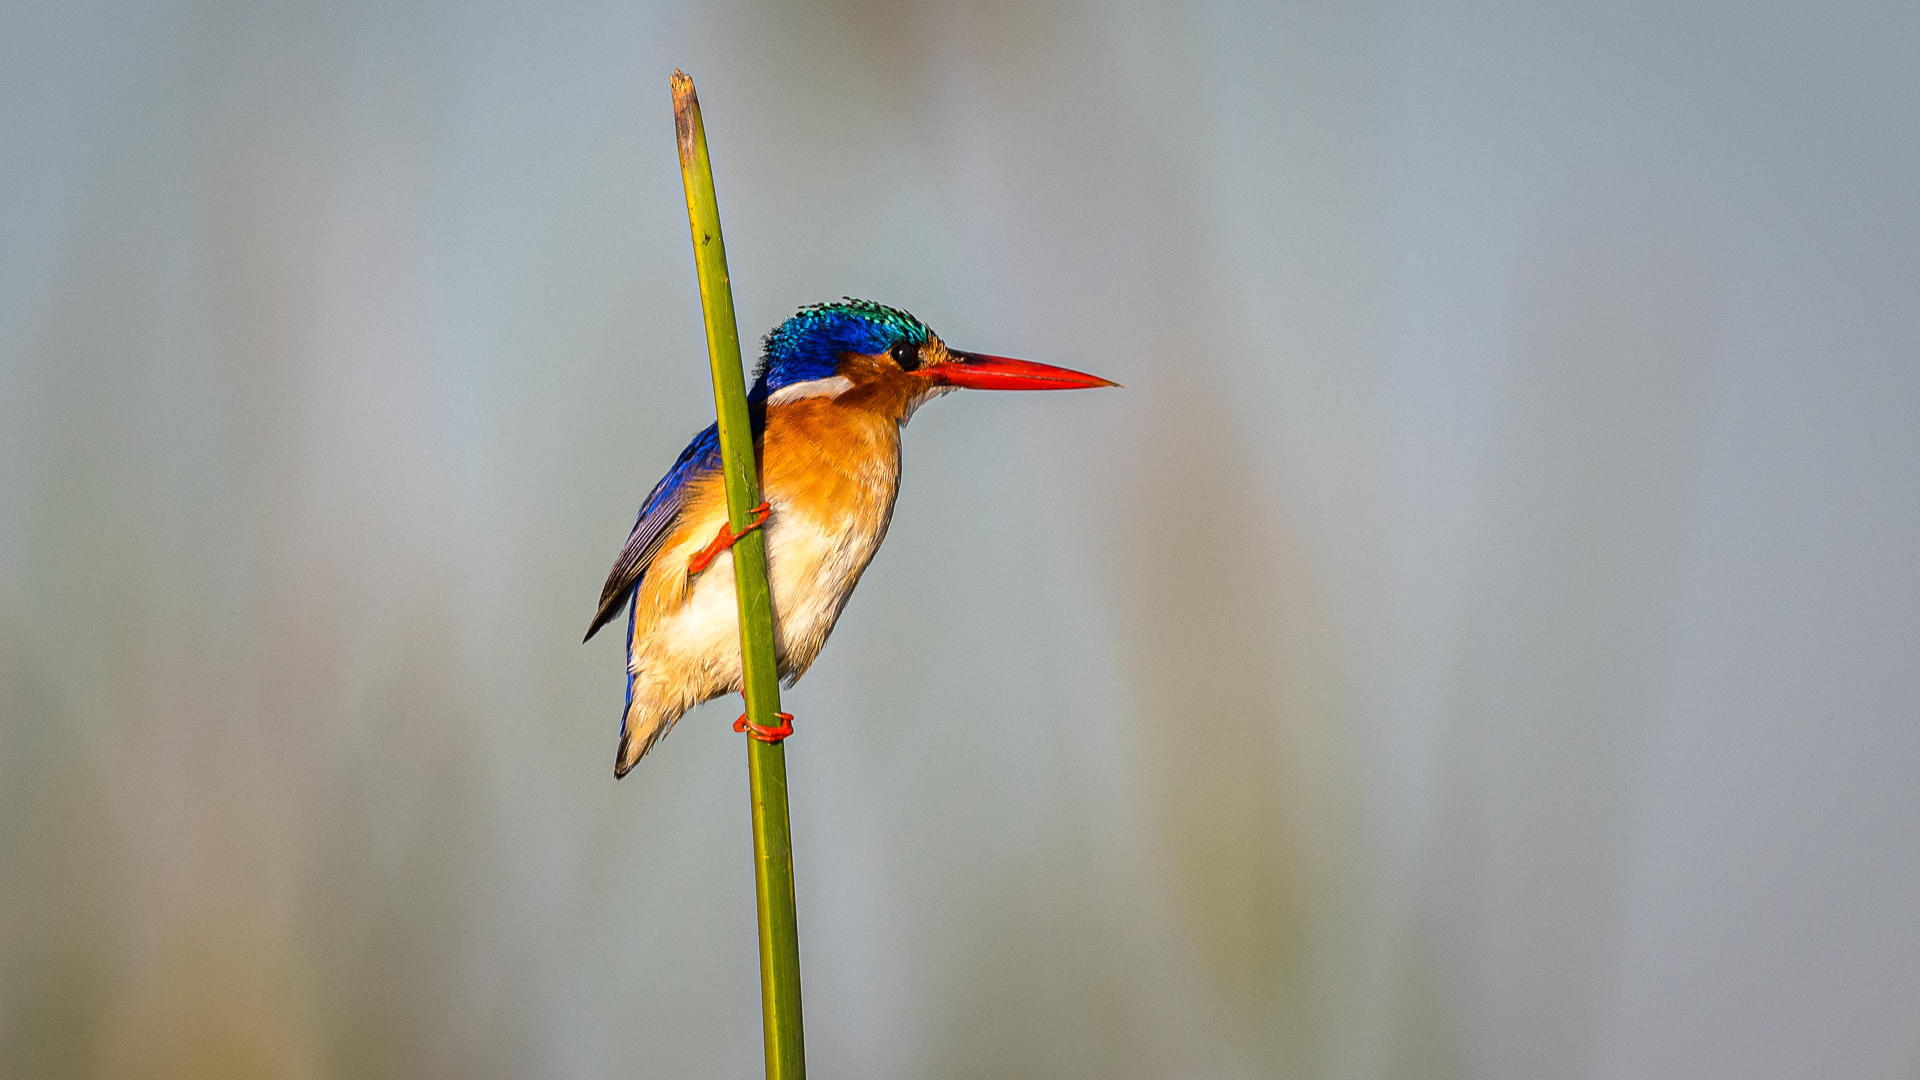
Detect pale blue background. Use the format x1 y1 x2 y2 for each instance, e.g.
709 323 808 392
4 2 1918 1077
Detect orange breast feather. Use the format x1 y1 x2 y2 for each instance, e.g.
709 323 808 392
760 398 901 533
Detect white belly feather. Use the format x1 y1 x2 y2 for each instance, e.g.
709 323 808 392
625 475 896 722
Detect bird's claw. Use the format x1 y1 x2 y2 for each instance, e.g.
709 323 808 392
687 501 772 576
734 711 794 743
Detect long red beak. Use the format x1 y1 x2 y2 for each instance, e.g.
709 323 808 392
929 350 1121 391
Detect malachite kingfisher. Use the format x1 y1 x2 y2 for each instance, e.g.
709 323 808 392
585 299 1117 777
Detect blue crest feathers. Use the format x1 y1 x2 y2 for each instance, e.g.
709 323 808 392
751 298 931 398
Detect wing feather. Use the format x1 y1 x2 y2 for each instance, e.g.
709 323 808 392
583 423 722 641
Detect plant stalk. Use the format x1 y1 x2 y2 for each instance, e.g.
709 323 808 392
670 69 806 1080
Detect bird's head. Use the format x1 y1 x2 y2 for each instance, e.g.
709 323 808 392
750 299 1116 420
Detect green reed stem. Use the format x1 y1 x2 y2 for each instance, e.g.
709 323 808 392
670 70 806 1080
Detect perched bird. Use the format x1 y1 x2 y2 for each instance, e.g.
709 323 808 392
586 299 1116 776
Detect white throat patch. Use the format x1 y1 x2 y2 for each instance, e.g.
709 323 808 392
899 383 955 423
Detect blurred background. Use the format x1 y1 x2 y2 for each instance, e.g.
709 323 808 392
4 1 1918 1077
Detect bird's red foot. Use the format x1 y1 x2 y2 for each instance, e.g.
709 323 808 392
687 501 771 576
734 711 795 743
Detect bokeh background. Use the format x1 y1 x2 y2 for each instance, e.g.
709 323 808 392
5 2 1918 1077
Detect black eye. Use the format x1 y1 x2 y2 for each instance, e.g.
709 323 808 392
890 340 921 371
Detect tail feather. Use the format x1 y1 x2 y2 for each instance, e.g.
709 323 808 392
614 703 680 778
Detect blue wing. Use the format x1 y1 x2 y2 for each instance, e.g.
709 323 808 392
583 423 722 642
